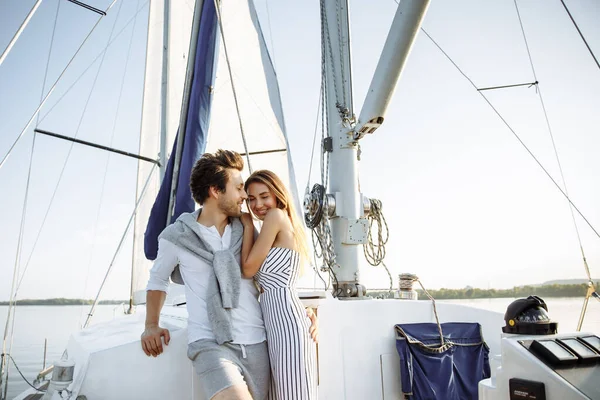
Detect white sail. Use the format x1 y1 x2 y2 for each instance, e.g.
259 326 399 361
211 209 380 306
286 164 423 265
206 0 299 202
131 0 195 304
132 0 303 303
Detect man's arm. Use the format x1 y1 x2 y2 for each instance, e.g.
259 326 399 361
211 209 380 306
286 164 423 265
240 212 256 277
141 290 170 357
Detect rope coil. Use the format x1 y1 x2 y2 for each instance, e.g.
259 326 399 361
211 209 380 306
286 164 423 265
363 199 393 292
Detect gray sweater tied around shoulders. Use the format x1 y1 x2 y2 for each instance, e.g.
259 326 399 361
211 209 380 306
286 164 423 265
158 208 243 344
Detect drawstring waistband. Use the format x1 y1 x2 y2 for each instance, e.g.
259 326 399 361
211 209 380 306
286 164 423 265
240 344 247 359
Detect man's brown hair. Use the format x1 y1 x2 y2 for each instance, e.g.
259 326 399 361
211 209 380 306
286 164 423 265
190 149 244 205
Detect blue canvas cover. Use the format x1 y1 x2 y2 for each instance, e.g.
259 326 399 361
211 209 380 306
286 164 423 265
395 322 490 400
144 0 218 260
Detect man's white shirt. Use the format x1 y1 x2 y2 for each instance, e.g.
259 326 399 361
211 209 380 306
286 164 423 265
146 223 266 344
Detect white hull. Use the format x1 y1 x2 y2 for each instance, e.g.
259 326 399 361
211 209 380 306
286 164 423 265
13 295 600 399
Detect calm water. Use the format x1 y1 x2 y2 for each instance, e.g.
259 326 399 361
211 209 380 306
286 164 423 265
1 298 599 398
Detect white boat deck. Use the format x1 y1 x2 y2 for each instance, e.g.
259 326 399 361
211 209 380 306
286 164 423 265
16 295 506 400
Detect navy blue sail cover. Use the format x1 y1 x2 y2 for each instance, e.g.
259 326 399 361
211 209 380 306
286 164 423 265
144 0 218 260
395 322 490 400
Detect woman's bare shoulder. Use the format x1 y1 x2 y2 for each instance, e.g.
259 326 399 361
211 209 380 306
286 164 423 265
265 208 286 221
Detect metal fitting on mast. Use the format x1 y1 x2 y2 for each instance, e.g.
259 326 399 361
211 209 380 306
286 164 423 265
311 0 429 298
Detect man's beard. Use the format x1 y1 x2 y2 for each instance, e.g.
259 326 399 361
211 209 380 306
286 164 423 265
219 196 242 217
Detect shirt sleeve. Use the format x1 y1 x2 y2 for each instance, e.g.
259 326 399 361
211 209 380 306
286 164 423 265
146 239 179 292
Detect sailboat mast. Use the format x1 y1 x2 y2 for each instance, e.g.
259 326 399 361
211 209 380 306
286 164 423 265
321 0 364 297
321 0 429 297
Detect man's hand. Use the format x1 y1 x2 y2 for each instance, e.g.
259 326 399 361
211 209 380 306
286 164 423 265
240 212 254 228
141 325 171 357
306 308 318 343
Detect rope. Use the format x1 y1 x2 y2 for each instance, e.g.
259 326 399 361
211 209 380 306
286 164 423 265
363 199 393 292
415 280 444 346
398 273 418 290
513 0 593 283
311 218 340 295
1 354 45 393
0 0 120 172
309 223 329 291
212 0 252 173
420 27 600 243
394 273 445 346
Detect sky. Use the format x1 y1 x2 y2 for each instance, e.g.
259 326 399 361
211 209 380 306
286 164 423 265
1 0 599 301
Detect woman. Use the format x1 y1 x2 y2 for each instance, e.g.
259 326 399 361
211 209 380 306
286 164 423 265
240 170 317 400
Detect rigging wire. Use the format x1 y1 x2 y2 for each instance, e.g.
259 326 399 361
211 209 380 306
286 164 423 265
420 27 600 243
305 86 329 290
13 1 150 296
559 0 600 72
513 0 594 283
35 2 150 128
306 86 323 191
264 0 277 72
1 1 62 395
0 0 43 67
212 0 253 173
308 0 341 295
84 164 158 328
0 0 120 172
79 0 141 328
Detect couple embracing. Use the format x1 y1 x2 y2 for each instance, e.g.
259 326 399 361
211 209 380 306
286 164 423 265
141 149 317 399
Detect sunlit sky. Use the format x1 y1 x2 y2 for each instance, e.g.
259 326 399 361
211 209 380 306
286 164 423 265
1 0 599 301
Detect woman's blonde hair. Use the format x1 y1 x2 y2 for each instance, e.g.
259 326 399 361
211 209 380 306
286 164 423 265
244 170 310 263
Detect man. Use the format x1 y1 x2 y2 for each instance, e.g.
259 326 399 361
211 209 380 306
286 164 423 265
141 150 317 400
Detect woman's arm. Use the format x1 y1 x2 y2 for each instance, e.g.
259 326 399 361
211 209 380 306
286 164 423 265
240 212 256 277
241 209 285 278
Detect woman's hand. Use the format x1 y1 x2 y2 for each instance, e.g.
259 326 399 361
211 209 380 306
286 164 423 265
240 212 254 228
307 308 318 343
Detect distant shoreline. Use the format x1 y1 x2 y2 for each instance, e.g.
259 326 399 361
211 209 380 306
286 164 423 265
370 282 598 300
0 298 127 306
1 282 596 304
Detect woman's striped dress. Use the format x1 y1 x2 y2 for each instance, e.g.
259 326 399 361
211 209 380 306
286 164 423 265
256 247 317 399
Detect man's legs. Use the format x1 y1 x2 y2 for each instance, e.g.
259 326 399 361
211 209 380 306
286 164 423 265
188 340 270 400
211 384 253 400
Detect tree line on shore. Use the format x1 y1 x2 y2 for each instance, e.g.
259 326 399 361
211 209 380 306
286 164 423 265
0 298 126 306
372 282 598 299
1 282 596 304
